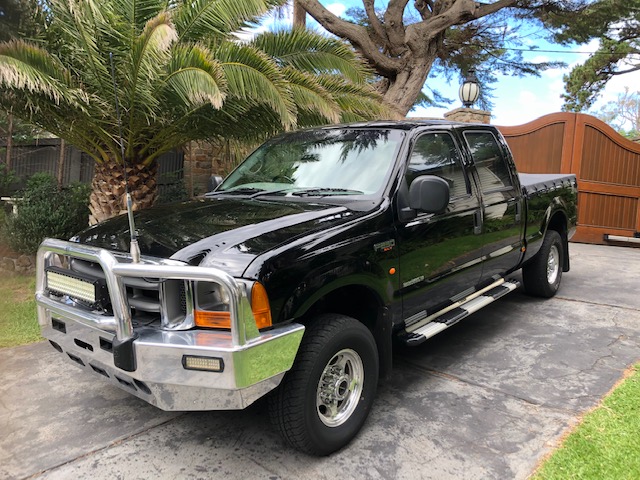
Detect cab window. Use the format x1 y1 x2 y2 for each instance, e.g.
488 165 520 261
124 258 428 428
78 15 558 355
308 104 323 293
463 131 514 193
407 132 470 200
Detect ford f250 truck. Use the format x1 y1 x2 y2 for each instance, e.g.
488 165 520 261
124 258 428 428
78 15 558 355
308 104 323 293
36 120 577 455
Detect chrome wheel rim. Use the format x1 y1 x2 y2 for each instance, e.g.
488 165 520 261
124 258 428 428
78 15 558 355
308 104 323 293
547 245 560 285
316 349 364 427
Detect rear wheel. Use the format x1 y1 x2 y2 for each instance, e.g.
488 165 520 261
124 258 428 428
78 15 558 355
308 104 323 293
522 230 563 298
269 314 379 455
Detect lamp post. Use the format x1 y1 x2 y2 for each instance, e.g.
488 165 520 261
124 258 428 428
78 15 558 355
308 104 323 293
459 69 480 108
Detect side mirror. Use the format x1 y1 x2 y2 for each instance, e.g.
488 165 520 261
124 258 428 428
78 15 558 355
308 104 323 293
409 175 450 214
208 174 223 192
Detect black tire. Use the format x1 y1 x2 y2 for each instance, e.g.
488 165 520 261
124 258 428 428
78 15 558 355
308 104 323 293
269 314 379 455
522 230 563 298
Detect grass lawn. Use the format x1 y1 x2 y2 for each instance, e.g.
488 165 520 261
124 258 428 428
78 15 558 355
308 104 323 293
0 275 41 348
533 363 640 480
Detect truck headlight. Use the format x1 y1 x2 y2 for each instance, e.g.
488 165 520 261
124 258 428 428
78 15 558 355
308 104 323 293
193 280 272 330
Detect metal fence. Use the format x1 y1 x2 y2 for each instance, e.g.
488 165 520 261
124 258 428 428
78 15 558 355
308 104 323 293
0 138 184 197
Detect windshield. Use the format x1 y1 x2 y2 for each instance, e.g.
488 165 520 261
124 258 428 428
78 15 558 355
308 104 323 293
217 128 404 196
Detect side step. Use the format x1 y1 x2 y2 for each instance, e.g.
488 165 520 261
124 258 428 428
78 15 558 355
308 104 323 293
403 279 520 347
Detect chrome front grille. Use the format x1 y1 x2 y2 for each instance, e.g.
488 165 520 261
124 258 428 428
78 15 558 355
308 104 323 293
37 238 260 348
51 257 189 329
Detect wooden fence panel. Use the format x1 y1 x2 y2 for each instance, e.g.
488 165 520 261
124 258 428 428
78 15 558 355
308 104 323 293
498 113 640 245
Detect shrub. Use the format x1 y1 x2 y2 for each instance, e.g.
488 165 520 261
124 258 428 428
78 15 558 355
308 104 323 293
156 173 189 204
5 173 91 254
0 162 16 195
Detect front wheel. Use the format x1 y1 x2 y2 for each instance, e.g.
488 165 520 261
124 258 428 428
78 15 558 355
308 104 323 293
522 230 564 298
269 314 379 455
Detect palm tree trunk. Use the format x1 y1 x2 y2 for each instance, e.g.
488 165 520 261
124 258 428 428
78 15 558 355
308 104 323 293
89 161 158 225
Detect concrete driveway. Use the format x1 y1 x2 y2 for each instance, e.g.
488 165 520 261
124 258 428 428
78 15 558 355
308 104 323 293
1 243 639 480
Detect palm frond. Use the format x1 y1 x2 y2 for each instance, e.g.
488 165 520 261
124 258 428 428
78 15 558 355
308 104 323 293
317 75 395 121
283 67 340 124
0 41 87 106
251 29 373 84
50 0 114 92
125 12 177 119
215 41 296 130
163 43 226 109
111 0 167 33
173 0 286 42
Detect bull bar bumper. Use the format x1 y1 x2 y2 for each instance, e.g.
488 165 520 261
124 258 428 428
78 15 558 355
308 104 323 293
35 239 304 411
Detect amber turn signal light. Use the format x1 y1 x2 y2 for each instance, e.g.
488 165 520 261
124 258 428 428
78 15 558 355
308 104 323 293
251 282 272 329
194 310 231 329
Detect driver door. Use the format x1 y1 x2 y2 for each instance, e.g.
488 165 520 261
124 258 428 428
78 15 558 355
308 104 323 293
397 131 484 328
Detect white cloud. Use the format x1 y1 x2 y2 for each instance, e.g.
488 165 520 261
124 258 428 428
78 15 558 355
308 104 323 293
326 3 347 17
531 55 550 64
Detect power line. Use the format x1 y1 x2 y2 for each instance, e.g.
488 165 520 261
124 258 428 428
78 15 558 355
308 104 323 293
503 46 639 55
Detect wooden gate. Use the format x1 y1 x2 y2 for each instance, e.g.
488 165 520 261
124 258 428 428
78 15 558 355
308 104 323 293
498 113 640 245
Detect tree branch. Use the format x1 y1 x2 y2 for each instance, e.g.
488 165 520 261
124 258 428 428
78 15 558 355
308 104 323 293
410 0 516 47
363 0 388 48
474 0 518 19
611 64 640 75
384 0 410 53
296 0 401 75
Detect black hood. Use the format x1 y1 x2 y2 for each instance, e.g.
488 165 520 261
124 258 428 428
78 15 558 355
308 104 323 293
74 197 361 276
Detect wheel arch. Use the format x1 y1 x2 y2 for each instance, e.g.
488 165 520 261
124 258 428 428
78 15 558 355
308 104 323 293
545 209 570 272
293 282 393 380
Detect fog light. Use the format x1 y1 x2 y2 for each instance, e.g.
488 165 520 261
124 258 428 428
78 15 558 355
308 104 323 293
182 355 224 372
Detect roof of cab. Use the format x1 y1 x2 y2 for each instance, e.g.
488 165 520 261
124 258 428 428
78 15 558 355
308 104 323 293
318 119 476 130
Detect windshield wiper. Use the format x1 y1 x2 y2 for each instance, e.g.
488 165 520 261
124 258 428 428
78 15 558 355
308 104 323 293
290 188 364 197
206 187 292 199
205 187 263 197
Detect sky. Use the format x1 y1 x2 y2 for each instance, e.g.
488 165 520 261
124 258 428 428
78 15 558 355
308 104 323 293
245 1 640 128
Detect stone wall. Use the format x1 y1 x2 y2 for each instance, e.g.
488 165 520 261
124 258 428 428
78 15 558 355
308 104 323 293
0 244 35 275
444 107 491 124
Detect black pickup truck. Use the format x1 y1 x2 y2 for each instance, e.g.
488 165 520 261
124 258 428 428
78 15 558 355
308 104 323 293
36 120 577 455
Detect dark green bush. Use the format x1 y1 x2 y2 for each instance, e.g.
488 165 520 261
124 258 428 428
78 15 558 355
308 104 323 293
5 173 91 254
156 173 189 205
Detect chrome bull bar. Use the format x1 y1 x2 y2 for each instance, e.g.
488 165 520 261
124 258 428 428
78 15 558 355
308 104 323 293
36 238 260 347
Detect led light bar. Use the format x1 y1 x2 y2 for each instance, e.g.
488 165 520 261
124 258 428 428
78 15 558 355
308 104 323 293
182 355 224 372
45 267 107 306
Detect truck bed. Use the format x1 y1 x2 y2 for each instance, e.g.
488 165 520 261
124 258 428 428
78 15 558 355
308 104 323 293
518 173 577 194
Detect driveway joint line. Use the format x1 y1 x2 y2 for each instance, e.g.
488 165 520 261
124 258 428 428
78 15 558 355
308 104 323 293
555 296 640 312
396 357 581 416
22 414 185 480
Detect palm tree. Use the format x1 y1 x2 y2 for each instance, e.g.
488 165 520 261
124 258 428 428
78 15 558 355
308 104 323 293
0 0 390 224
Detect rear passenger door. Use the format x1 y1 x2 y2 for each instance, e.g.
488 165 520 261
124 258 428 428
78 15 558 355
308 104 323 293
397 131 484 325
463 130 524 280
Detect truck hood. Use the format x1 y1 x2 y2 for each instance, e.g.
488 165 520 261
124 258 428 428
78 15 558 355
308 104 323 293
74 197 360 276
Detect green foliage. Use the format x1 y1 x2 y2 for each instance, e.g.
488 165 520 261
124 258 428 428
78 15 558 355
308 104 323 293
0 162 16 193
156 174 189 204
0 0 389 173
5 173 91 254
537 0 640 111
562 39 635 111
533 364 640 480
0 0 48 42
0 275 40 348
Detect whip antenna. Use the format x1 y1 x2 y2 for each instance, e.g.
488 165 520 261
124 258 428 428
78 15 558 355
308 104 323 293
110 52 141 263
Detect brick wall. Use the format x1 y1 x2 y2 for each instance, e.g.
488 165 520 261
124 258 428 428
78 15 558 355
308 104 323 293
183 140 256 196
